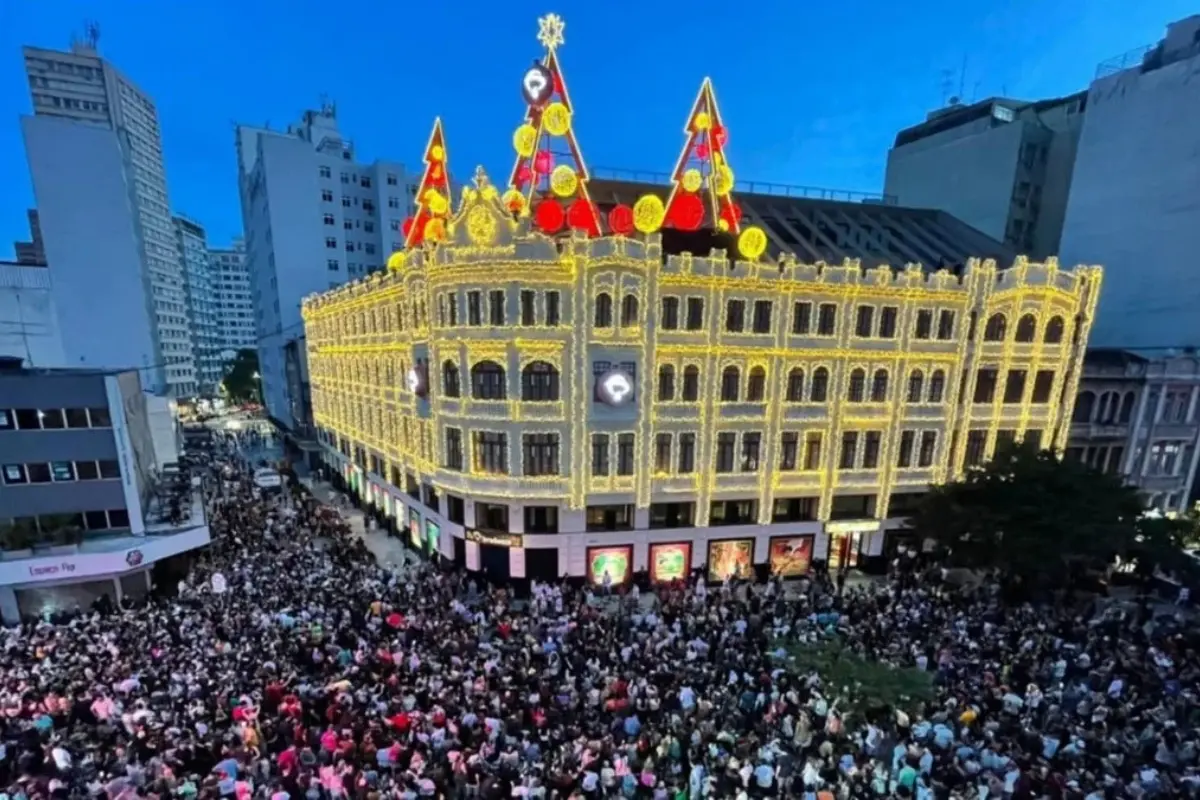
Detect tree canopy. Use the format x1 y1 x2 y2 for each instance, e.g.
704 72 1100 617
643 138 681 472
910 440 1197 587
221 349 260 402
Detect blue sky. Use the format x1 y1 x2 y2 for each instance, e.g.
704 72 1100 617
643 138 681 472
0 0 1194 254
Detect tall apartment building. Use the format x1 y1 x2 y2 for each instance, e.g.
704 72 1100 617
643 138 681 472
884 93 1087 259
20 41 195 396
209 240 255 356
235 103 419 433
173 217 222 394
1059 16 1200 349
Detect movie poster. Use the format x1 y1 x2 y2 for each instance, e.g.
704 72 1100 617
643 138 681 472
768 535 813 578
706 538 754 582
426 520 441 553
408 508 422 549
587 546 632 585
649 542 691 583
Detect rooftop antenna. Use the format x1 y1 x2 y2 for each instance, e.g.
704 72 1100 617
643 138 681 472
957 53 968 101
939 68 955 105
84 20 100 50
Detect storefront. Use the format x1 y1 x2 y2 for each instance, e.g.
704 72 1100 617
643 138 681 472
823 520 881 571
465 529 521 583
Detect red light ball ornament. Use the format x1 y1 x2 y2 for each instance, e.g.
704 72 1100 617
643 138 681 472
719 203 743 231
401 217 415 238
567 199 597 235
534 200 564 233
534 151 553 174
695 142 710 160
712 125 728 149
669 194 705 231
608 204 634 236
516 165 533 187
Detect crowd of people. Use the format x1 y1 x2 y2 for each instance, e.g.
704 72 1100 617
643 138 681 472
1 440 1198 799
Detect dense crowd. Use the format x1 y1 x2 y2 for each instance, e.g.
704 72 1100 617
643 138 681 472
2 443 1198 799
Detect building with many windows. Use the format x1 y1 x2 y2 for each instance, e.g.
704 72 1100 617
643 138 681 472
0 358 210 623
235 103 420 434
301 171 1101 584
21 41 196 396
1067 349 1200 515
173 217 222 395
209 239 255 357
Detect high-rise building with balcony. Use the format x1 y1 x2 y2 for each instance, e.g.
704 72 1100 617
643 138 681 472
20 40 195 396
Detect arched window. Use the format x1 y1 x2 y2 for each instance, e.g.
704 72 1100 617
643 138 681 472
983 313 1007 341
1044 316 1064 344
928 370 945 403
1118 391 1136 424
442 360 461 398
1015 314 1037 342
747 367 766 402
521 361 559 401
907 370 924 403
621 294 639 326
810 367 829 402
471 360 507 400
682 365 700 401
1097 391 1116 424
847 368 866 402
594 292 613 328
658 365 676 401
1073 390 1095 423
786 368 805 402
720 366 740 402
871 369 889 402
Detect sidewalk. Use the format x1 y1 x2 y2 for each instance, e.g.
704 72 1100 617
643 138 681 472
302 478 420 575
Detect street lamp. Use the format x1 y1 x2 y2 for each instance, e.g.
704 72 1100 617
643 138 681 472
252 371 263 405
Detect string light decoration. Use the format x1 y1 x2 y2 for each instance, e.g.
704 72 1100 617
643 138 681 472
401 117 453 250
297 15 1104 572
506 13 603 237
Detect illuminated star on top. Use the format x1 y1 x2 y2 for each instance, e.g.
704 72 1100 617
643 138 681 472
537 13 565 50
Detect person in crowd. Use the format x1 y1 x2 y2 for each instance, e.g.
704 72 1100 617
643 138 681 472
1 439 1198 799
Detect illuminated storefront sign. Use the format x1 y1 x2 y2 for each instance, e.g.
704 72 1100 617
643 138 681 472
466 529 524 549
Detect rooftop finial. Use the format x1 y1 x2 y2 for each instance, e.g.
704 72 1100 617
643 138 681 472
537 13 565 51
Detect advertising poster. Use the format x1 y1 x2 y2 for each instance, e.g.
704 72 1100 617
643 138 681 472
707 538 754 582
587 545 632 585
426 520 441 553
649 542 691 583
768 536 813 578
408 508 422 549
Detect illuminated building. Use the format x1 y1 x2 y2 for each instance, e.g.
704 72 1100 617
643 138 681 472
301 15 1102 582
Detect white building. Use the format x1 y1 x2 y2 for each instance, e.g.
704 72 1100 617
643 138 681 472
173 217 222 395
235 103 419 432
21 42 195 396
884 93 1086 260
0 261 64 368
209 239 255 357
1059 15 1200 349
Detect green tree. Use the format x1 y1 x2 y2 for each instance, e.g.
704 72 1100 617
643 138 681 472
774 638 934 724
910 440 1146 587
221 349 260 402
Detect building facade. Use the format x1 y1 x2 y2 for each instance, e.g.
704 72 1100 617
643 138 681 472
0 361 210 623
302 176 1101 584
884 93 1086 260
1067 349 1200 515
209 239 255 357
13 210 46 266
173 217 223 395
1058 15 1200 349
235 103 420 432
21 43 195 396
0 261 64 368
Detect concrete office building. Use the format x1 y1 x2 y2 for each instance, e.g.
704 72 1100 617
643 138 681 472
235 103 420 433
21 40 196 396
884 93 1086 259
173 217 223 395
0 359 210 623
13 210 46 266
1059 16 1200 349
209 240 255 357
1 211 63 368
1067 349 1200 516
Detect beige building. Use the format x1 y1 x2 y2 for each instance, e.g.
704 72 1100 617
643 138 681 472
302 171 1101 583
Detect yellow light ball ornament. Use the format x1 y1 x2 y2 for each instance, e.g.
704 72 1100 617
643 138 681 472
738 226 768 260
694 111 711 131
513 124 537 157
386 251 404 269
633 194 665 234
424 218 446 243
713 165 734 196
466 205 497 246
681 169 703 193
430 144 445 162
549 165 578 198
425 190 448 216
542 102 571 136
502 189 527 214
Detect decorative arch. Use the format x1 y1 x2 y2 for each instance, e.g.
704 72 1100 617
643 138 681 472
1015 313 1037 342
521 360 560 401
471 360 507 400
983 313 1007 342
847 368 866 402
